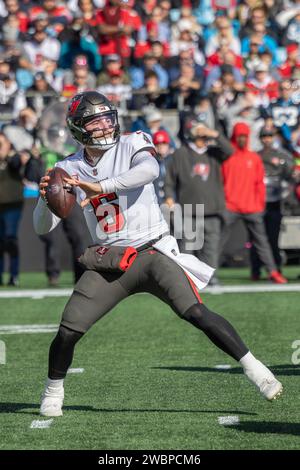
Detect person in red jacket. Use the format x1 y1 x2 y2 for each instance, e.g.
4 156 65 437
221 122 287 284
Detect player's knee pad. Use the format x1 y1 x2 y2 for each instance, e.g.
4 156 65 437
182 303 215 331
5 237 18 257
56 325 84 349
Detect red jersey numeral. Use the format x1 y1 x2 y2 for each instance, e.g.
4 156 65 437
90 193 125 234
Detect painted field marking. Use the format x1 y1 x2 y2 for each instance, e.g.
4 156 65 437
218 416 240 426
0 284 299 299
215 364 232 370
0 324 58 335
67 368 84 374
30 419 53 429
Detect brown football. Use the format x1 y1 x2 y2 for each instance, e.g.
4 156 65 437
45 167 76 219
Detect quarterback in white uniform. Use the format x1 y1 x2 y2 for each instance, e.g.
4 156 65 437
34 92 283 417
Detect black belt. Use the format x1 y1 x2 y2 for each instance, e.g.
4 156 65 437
136 232 169 252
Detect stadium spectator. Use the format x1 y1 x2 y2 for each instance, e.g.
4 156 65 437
130 106 176 147
220 91 264 151
168 48 204 84
97 53 130 86
245 61 279 107
152 129 173 206
58 14 101 73
130 70 169 109
0 132 29 286
78 0 100 27
2 114 34 152
205 55 244 93
63 54 96 90
164 121 233 285
265 79 300 149
221 122 288 284
23 14 61 70
205 15 241 57
28 0 72 31
284 11 300 46
278 43 300 78
130 51 169 90
209 65 245 119
97 68 132 107
139 5 171 43
170 62 202 109
134 19 170 60
242 22 279 66
170 20 204 66
96 0 142 64
0 0 28 33
250 126 294 279
23 72 57 118
206 38 243 72
240 5 280 41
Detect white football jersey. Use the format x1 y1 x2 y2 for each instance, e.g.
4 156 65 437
56 132 169 247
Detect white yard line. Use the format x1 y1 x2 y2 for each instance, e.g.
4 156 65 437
1 284 300 299
67 368 84 374
0 289 72 298
30 419 53 429
206 284 300 294
215 365 232 370
218 416 240 426
0 283 299 300
0 324 58 335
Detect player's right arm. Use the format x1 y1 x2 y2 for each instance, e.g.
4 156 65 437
33 168 62 235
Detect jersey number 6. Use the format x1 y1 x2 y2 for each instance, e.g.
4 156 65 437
90 193 125 233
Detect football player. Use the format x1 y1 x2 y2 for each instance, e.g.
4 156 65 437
33 91 283 417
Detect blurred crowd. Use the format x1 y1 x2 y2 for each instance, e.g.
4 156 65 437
0 0 300 286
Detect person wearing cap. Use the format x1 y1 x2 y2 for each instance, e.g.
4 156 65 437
278 44 300 79
221 122 288 284
250 127 294 280
63 54 97 90
130 106 176 148
245 61 279 107
152 130 173 206
164 122 233 285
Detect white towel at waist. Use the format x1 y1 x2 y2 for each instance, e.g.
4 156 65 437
153 235 215 291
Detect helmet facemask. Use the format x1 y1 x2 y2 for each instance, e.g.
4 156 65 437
68 110 120 150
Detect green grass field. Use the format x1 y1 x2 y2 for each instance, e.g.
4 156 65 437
0 269 299 450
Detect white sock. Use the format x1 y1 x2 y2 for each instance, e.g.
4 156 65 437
239 351 274 386
46 378 64 389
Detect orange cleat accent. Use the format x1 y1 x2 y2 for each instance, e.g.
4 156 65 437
269 270 288 284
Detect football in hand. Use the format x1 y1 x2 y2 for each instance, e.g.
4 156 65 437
45 167 76 219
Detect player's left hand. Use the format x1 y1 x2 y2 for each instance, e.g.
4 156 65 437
63 177 103 208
